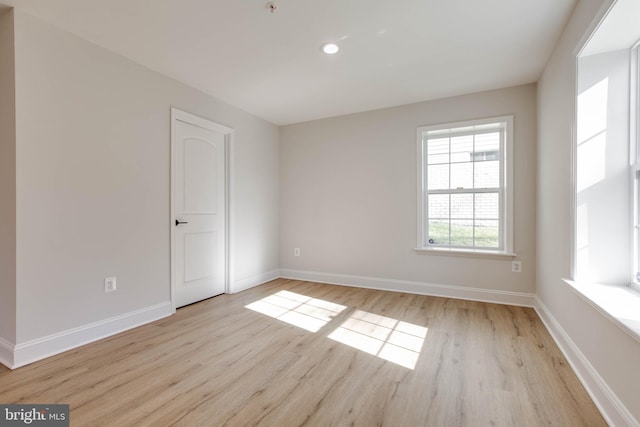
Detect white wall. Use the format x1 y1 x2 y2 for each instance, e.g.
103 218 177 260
576 49 631 285
12 10 279 344
280 84 537 296
537 0 640 424
0 7 16 346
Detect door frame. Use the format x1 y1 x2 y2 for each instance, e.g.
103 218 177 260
170 107 234 313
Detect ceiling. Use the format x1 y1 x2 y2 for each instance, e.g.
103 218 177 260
3 0 577 125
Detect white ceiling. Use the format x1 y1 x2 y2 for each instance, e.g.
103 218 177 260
4 0 577 125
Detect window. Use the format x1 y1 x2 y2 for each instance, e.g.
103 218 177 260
417 116 513 254
570 5 640 340
575 42 636 285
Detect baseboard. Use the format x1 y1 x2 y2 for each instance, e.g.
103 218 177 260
279 269 535 307
0 337 14 369
11 302 172 370
534 297 639 427
232 269 280 293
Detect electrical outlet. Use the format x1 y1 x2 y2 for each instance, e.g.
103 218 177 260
511 261 522 273
104 276 117 292
294 248 301 257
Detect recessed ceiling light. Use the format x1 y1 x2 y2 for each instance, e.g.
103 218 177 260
321 43 339 55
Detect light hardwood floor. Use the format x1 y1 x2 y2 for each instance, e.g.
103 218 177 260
0 279 606 426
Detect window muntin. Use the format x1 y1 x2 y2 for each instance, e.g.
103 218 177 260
418 117 513 253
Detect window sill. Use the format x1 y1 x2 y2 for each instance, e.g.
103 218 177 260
564 279 640 344
414 247 517 260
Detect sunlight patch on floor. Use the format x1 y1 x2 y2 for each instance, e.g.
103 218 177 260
328 310 428 369
245 290 347 332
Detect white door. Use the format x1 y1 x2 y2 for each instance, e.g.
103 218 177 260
172 109 229 308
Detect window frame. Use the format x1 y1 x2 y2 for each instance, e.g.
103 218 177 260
416 115 515 256
631 42 640 291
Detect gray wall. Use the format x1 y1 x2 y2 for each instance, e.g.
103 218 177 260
280 84 537 294
13 10 280 343
0 7 16 345
537 0 640 422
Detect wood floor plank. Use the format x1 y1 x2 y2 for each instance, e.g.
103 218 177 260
0 279 606 426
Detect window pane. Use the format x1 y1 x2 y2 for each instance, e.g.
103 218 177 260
428 220 449 245
428 194 449 218
427 137 449 164
450 162 473 189
473 132 500 161
428 164 449 190
474 193 499 219
450 135 473 163
474 220 499 248
451 220 473 247
451 194 473 219
474 160 499 188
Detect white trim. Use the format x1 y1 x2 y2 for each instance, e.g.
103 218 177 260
232 269 280 294
416 126 425 252
534 297 639 427
0 337 14 369
504 115 514 254
10 302 172 370
414 247 516 260
631 43 639 165
632 44 640 283
170 108 178 313
226 131 235 299
170 107 234 312
171 108 234 135
279 269 534 307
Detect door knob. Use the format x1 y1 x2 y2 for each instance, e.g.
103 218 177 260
175 219 189 226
